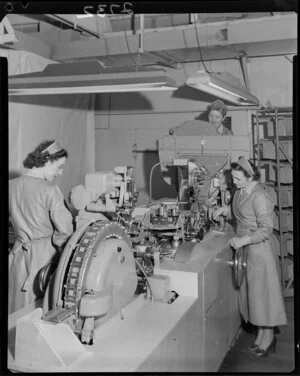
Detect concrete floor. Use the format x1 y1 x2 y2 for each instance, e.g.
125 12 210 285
219 297 295 373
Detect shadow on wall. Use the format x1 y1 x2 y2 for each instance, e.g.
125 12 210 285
94 92 154 112
143 149 177 202
195 112 209 122
172 84 234 107
9 94 92 109
171 84 220 103
9 170 21 180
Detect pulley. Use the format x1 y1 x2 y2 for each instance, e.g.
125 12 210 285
227 246 247 289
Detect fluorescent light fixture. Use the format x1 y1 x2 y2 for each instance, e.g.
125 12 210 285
75 14 106 19
76 14 95 19
76 14 106 19
8 61 177 95
185 70 260 106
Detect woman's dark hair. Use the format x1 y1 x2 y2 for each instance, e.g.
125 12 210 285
231 159 261 181
207 99 227 117
23 140 68 169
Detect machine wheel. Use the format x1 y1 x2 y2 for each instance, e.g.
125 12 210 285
228 247 247 289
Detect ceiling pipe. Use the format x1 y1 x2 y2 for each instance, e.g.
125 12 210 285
238 54 251 90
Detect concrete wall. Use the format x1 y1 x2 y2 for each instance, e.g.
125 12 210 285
94 55 293 204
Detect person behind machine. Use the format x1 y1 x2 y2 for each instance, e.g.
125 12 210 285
207 99 233 135
9 140 74 314
213 156 287 357
169 99 233 136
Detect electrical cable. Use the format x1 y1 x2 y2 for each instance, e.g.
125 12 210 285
95 13 100 38
205 22 212 72
148 162 169 204
149 162 161 204
122 14 137 67
101 17 132 68
134 258 153 302
193 14 212 74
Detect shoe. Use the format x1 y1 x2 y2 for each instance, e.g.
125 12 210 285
274 326 281 335
252 337 277 357
247 342 259 352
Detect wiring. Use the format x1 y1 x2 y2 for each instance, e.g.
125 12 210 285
193 14 212 74
101 17 132 67
148 162 169 204
205 23 212 72
149 162 161 204
122 14 137 68
134 258 154 302
95 13 100 39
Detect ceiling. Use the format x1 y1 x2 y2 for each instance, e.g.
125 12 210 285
1 12 297 69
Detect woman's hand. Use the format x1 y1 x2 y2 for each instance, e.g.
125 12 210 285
212 206 229 220
229 236 251 249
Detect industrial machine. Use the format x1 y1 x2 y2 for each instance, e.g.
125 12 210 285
42 166 141 344
9 135 247 373
40 139 237 346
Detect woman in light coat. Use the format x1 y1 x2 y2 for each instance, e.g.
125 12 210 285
9 140 73 314
214 156 287 357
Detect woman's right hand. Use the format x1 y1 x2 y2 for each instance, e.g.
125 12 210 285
212 206 228 220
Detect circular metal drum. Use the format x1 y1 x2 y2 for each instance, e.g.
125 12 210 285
43 220 138 335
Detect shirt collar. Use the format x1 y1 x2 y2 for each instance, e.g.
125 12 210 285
26 168 45 180
240 181 257 195
216 125 223 135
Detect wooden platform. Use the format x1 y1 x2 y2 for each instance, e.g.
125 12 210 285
219 297 295 373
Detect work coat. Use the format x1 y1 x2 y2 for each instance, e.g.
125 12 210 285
232 182 287 327
9 175 73 314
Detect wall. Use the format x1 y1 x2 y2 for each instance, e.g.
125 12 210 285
94 55 293 204
5 49 95 199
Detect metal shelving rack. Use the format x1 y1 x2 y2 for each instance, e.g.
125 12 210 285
252 107 293 297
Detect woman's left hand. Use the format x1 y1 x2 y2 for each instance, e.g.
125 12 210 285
229 236 249 249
